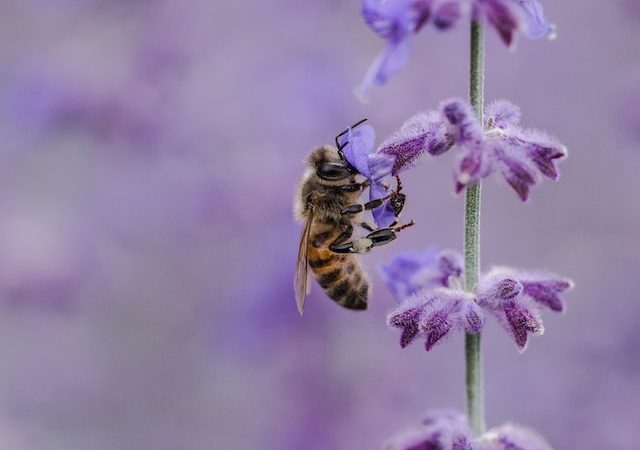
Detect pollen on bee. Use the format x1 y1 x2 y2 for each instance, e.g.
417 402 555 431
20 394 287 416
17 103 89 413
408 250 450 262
353 238 373 254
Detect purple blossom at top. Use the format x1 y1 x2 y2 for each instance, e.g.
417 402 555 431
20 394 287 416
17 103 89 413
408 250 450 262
444 98 568 200
384 410 553 450
358 0 555 99
356 0 431 101
383 249 573 351
337 123 398 227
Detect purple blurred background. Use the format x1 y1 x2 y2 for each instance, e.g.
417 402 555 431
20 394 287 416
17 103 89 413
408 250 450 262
0 1 639 449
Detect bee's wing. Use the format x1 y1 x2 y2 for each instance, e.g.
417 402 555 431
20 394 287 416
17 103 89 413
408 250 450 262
295 212 313 315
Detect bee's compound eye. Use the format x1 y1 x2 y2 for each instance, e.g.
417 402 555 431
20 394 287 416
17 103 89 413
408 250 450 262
317 162 357 181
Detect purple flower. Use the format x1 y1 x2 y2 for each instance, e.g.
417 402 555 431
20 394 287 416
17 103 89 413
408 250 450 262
476 267 572 351
378 247 463 301
337 123 399 227
515 0 556 40
519 271 574 312
356 0 430 101
387 295 427 348
358 0 554 98
382 248 573 352
477 423 553 450
474 0 555 47
442 98 567 201
386 411 553 450
387 288 484 351
378 112 455 175
383 410 473 450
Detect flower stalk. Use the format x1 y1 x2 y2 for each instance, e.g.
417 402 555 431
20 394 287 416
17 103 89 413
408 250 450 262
465 19 485 436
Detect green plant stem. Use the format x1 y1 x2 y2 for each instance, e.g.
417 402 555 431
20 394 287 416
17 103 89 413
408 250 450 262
465 19 486 436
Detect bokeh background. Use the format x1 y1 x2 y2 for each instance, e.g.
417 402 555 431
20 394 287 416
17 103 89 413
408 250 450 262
0 1 639 449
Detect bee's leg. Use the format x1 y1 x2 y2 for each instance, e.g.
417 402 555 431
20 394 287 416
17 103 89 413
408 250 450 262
328 224 355 254
365 220 415 248
339 179 370 193
330 221 415 254
341 195 391 215
359 222 374 232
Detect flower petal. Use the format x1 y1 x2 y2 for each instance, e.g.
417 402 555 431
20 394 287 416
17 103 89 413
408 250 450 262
437 249 464 281
454 140 489 193
419 289 476 351
476 268 523 307
477 0 522 48
367 152 396 181
378 248 464 302
378 111 453 175
478 423 553 450
387 296 430 348
485 100 521 129
461 299 485 334
442 98 483 144
362 0 417 41
503 297 544 351
432 0 463 30
384 410 472 450
369 180 397 227
492 145 539 201
520 273 574 312
515 0 554 40
509 129 567 180
339 124 376 176
356 38 412 102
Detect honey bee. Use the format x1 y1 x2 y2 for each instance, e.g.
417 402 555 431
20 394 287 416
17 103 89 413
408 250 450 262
294 120 414 314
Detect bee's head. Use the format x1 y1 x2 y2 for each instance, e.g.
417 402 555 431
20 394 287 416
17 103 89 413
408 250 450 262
309 145 358 183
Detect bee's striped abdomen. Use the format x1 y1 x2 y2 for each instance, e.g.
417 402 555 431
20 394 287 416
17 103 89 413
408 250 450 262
307 228 369 310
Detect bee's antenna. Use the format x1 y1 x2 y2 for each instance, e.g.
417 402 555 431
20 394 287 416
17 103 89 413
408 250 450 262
335 118 368 156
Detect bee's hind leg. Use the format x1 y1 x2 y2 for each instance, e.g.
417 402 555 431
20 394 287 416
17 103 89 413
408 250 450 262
330 221 415 254
328 224 356 254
